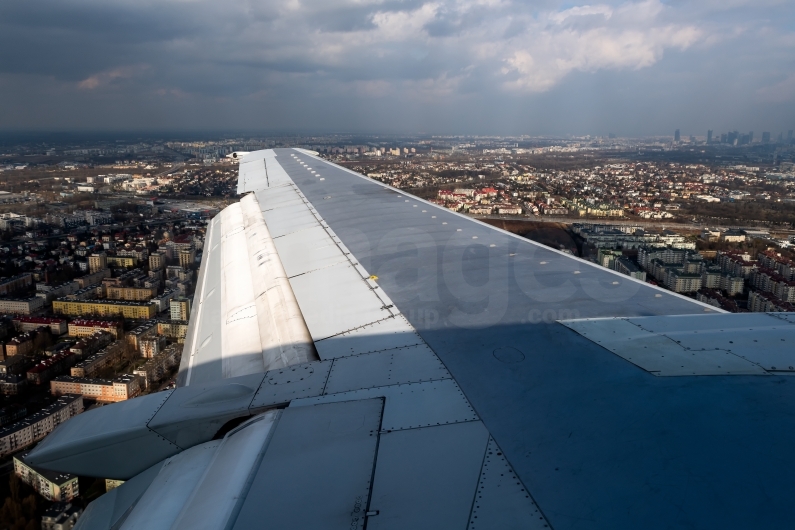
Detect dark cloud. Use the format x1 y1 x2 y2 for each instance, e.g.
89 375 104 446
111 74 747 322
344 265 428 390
0 0 792 134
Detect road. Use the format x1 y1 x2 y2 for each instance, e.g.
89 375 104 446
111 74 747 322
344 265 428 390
471 213 703 229
155 162 185 177
470 213 794 234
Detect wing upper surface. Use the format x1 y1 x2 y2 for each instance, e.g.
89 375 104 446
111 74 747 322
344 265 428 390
28 148 795 530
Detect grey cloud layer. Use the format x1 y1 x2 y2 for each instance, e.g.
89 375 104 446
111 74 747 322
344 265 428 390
0 0 793 133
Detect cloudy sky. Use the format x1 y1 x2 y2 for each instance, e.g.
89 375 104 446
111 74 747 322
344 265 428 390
1 0 793 136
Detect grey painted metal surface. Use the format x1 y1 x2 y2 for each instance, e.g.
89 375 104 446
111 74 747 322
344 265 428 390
148 373 265 447
560 317 768 376
74 462 164 530
324 344 451 393
562 313 795 375
26 391 179 479
769 312 795 324
232 399 383 530
278 149 795 529
180 215 224 385
259 193 320 237
367 421 489 530
167 413 280 530
290 261 395 341
249 359 332 409
273 224 349 277
314 315 425 359
178 190 317 387
468 438 550 530
118 441 223 528
293 379 479 431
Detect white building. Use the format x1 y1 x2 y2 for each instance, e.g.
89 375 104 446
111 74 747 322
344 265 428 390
14 455 79 502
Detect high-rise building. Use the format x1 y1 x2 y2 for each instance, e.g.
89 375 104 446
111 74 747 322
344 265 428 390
149 251 166 271
178 248 196 269
707 130 713 143
788 130 793 144
762 132 771 143
170 298 191 321
88 253 107 274
748 131 754 143
674 129 680 142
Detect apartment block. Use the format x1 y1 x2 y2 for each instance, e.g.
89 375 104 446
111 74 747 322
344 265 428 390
68 319 123 339
0 394 84 457
0 297 46 315
51 375 141 402
70 341 126 378
106 286 157 301
0 273 33 296
14 455 79 502
53 299 157 319
13 316 68 336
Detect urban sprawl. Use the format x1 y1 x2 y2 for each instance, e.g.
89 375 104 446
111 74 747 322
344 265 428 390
0 130 793 526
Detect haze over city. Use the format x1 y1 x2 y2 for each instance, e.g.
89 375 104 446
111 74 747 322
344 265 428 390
2 1 795 529
1 0 794 135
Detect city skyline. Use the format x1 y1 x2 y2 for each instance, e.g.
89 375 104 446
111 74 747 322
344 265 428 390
0 0 793 134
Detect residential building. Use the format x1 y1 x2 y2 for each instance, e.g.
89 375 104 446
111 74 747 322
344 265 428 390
717 251 757 278
107 256 136 268
88 253 107 273
26 351 78 385
126 320 158 351
721 229 746 243
748 290 795 313
149 251 166 271
53 299 157 319
151 289 178 312
4 336 33 358
721 276 745 297
612 257 647 281
758 250 795 281
51 375 141 402
696 289 742 313
170 298 191 321
0 297 46 315
105 479 125 492
597 249 622 268
134 344 181 388
157 320 189 342
106 286 157 301
70 341 126 377
0 273 33 296
12 316 67 335
68 331 114 358
0 356 27 375
665 271 703 293
74 268 111 288
35 281 80 303
140 335 166 358
0 394 83 457
68 319 123 339
14 455 79 502
0 374 27 395
178 248 196 268
41 502 82 530
63 284 105 300
0 405 27 427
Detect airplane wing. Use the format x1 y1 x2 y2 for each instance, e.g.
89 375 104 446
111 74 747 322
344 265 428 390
26 149 795 529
